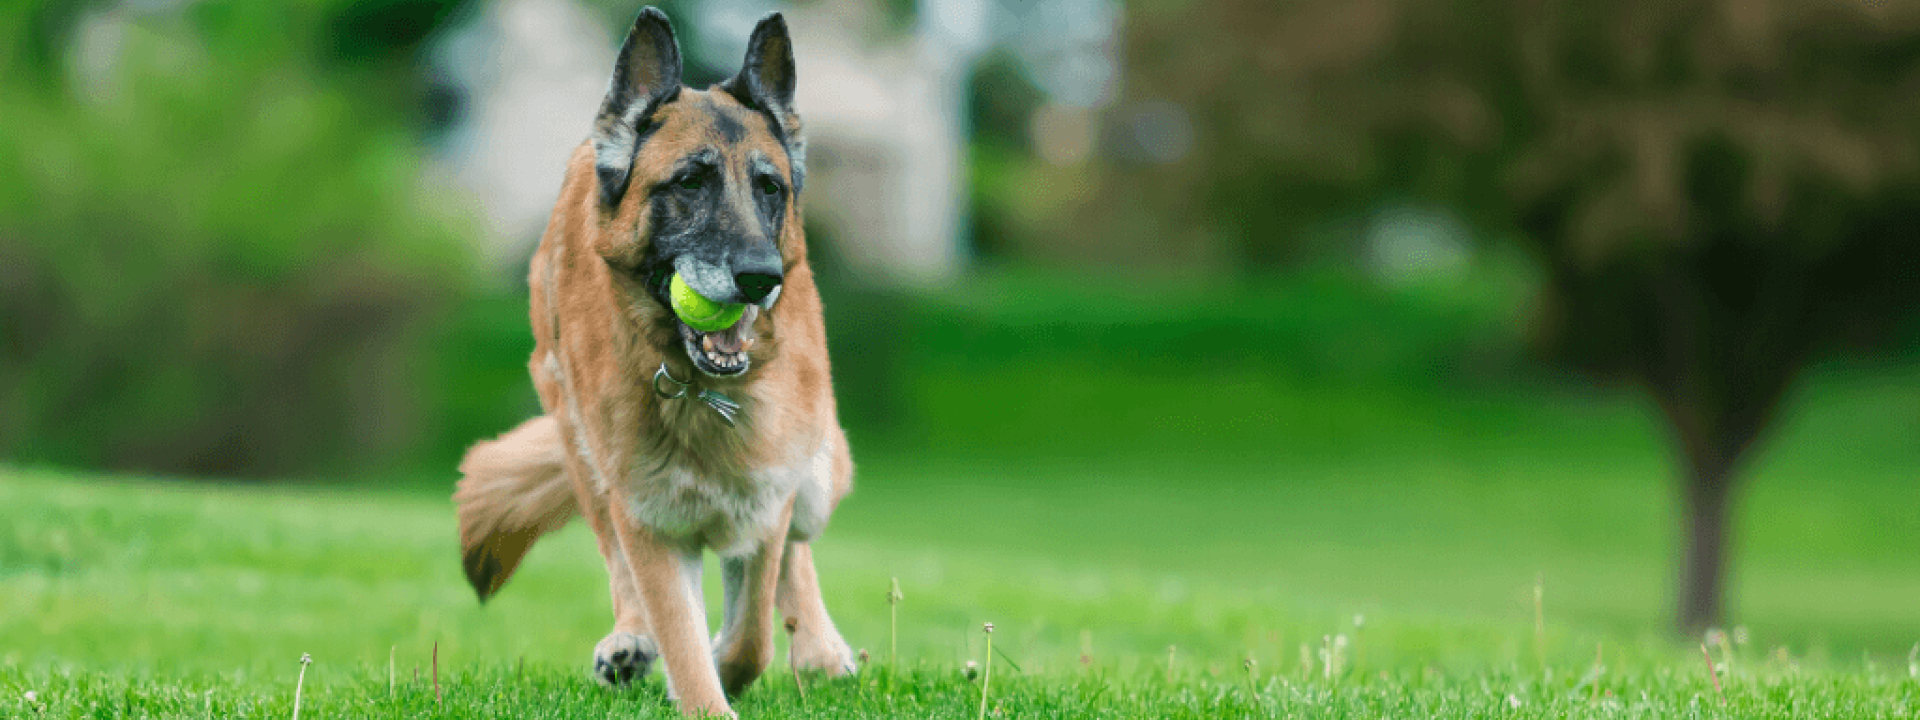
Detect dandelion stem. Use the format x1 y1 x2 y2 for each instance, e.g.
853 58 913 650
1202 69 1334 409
978 623 994 720
787 618 808 703
1591 642 1603 703
888 577 903 692
1533 574 1546 671
1322 636 1332 681
291 654 312 720
1352 614 1366 671
1701 643 1726 706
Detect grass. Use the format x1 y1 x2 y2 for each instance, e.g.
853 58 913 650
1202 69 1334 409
4 263 1918 718
4 358 1920 718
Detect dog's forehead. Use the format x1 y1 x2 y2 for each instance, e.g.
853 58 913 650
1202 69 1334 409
639 89 786 171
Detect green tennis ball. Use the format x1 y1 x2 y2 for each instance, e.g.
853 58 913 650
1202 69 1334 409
669 272 746 331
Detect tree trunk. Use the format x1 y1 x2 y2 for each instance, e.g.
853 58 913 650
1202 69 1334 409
1640 265 1802 637
1676 460 1734 634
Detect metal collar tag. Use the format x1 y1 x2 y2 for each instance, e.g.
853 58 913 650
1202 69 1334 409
652 363 742 427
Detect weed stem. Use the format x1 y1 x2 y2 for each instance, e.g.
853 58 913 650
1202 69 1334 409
979 623 995 720
1701 643 1726 706
291 654 312 720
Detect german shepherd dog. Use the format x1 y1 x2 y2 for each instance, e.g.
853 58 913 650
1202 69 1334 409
453 8 856 716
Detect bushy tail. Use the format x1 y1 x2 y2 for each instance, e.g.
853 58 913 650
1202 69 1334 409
454 415 577 602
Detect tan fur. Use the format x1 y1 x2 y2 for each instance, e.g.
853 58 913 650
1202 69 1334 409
454 415 578 601
455 84 855 717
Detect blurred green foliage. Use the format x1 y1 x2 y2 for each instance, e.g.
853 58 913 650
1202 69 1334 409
0 0 516 476
965 51 1046 262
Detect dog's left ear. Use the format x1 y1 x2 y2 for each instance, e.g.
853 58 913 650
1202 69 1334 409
724 12 805 192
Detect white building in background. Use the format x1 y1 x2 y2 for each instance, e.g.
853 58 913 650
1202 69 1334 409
429 0 1117 286
426 0 618 271
785 0 992 285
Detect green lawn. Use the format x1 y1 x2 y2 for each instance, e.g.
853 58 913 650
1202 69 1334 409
4 364 1919 717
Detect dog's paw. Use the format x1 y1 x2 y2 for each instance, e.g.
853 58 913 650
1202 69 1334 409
592 631 659 687
712 632 774 698
789 628 858 678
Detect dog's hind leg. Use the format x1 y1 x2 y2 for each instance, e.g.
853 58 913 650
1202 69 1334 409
778 427 858 677
776 541 858 677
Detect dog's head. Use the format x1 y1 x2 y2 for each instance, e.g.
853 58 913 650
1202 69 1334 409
588 7 805 378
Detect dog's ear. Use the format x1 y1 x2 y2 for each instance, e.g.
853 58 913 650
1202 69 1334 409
594 7 682 208
725 13 795 116
723 12 805 192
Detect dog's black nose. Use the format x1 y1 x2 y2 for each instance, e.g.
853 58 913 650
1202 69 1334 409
732 246 783 303
734 271 781 303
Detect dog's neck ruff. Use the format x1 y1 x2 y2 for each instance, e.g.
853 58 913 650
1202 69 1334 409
653 362 742 427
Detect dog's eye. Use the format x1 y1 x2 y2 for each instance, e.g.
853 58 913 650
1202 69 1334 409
756 177 779 196
676 176 704 191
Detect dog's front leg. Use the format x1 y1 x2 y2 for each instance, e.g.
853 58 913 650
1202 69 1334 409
713 499 794 697
610 515 731 717
584 500 659 687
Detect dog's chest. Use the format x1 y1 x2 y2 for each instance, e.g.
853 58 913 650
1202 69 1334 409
622 448 815 556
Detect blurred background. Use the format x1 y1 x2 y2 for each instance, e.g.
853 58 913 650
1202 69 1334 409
3 0 1918 652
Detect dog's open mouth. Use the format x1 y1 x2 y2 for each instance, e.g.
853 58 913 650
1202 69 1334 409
678 304 760 377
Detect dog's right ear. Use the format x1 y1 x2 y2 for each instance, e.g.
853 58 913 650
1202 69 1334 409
593 7 682 209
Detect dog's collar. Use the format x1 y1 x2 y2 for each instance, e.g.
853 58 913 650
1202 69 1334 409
652 362 742 427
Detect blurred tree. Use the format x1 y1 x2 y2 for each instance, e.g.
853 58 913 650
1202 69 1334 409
324 0 469 64
1004 0 1409 271
0 1 490 477
1404 0 1920 634
1092 0 1920 631
8 0 111 91
966 50 1047 261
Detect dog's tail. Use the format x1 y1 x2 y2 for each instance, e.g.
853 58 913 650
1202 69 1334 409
454 415 577 603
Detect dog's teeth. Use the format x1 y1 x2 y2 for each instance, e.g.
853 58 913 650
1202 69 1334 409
702 336 715 353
